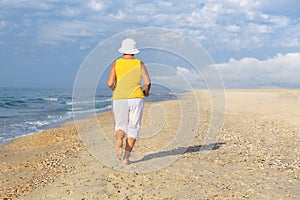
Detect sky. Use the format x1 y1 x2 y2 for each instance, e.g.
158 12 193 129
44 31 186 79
0 0 299 88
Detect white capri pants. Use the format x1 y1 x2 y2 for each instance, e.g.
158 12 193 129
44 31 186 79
113 98 144 139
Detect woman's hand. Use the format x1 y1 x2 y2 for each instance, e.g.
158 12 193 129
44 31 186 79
143 90 149 97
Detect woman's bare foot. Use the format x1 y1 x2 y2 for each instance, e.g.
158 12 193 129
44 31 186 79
123 158 130 165
123 151 131 165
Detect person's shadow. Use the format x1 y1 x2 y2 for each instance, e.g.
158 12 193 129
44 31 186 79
134 142 226 163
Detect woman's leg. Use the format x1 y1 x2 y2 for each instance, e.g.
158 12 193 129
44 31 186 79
115 129 125 159
113 100 128 159
123 99 144 164
123 137 136 164
116 130 125 146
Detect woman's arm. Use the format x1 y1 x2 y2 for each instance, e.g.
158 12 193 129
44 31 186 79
107 61 116 91
141 61 151 97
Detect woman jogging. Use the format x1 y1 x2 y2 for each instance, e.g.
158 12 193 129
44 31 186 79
107 38 151 165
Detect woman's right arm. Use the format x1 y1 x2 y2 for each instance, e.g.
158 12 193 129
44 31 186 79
107 61 116 91
141 61 151 97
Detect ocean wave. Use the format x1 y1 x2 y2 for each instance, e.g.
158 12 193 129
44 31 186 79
150 92 176 96
65 98 112 105
68 105 112 115
0 115 13 119
23 113 73 128
25 120 50 127
0 100 26 108
0 88 114 144
95 94 112 98
41 97 58 101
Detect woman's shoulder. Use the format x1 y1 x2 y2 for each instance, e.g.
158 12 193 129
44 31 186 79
116 58 142 62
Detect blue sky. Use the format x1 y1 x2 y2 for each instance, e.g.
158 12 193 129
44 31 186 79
0 0 299 88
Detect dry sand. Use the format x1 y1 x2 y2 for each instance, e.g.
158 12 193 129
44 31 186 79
0 89 299 199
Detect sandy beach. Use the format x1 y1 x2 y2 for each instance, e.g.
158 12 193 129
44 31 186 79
0 89 299 199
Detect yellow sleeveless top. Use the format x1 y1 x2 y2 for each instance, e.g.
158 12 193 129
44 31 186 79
113 58 144 100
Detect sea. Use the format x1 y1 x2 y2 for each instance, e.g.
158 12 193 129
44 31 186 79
0 87 177 146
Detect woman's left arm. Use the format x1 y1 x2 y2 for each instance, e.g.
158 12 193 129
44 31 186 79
107 61 116 91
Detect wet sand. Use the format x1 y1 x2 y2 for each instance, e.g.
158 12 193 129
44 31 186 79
0 89 299 199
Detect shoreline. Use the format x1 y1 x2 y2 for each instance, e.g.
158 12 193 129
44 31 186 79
1 89 299 199
0 90 180 149
1 88 298 148
0 107 112 149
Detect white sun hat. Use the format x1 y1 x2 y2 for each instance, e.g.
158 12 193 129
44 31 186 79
118 38 140 54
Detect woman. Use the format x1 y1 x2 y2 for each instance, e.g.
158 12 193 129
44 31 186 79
107 38 151 165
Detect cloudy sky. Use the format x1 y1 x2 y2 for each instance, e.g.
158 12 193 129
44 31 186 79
0 0 299 88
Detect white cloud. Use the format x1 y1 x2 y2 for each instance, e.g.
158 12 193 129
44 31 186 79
166 0 299 51
88 0 104 11
79 42 91 51
157 1 173 8
37 20 97 44
216 53 300 88
176 66 203 84
259 0 300 17
0 20 7 29
225 0 261 8
135 3 156 14
109 10 126 20
151 66 205 91
1 1 299 68
61 6 80 17
0 0 51 10
6 0 292 51
148 58 290 90
226 25 241 32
